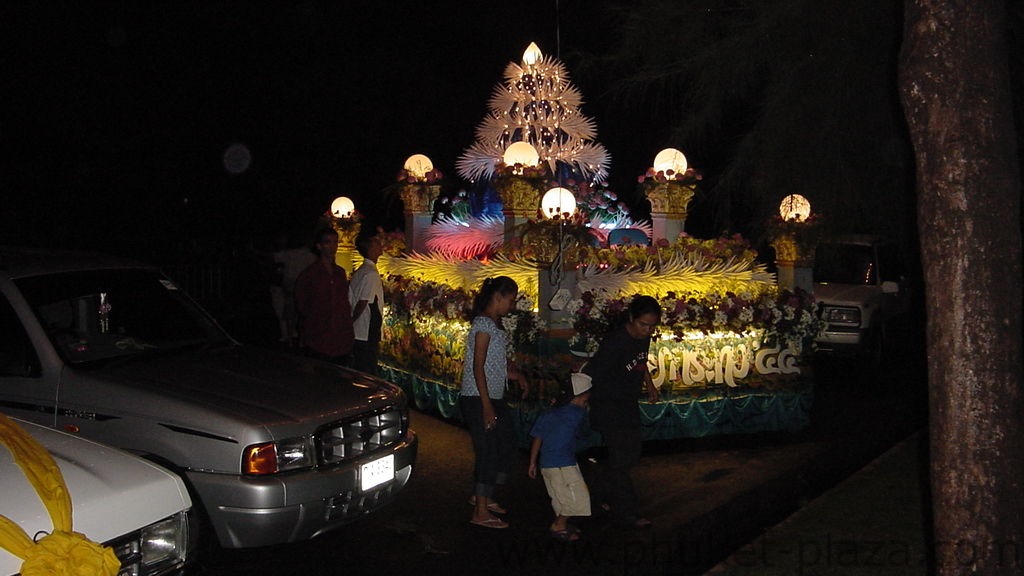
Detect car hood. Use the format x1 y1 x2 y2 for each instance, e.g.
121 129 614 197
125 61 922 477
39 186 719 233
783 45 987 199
0 420 190 575
96 344 401 427
813 282 882 308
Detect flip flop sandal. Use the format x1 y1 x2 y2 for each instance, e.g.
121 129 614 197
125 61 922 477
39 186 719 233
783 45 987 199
469 517 509 529
550 528 580 542
467 496 508 514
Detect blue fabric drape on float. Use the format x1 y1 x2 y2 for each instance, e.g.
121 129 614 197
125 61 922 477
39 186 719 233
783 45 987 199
380 364 462 420
380 364 812 447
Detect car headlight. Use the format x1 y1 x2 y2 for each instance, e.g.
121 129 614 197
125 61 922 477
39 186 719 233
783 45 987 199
108 511 190 576
825 307 861 326
243 437 314 475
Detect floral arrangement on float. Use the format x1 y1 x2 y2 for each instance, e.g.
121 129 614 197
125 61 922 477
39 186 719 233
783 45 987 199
380 276 545 388
566 287 821 390
498 210 598 266
574 179 630 224
379 230 820 397
563 234 809 358
561 233 820 392
380 277 474 379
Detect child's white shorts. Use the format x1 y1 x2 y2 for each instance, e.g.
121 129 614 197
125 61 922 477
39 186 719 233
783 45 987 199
541 464 592 517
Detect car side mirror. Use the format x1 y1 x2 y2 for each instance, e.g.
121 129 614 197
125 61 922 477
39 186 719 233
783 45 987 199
881 280 900 294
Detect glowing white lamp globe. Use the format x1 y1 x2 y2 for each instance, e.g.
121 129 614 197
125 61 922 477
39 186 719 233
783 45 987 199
503 141 540 167
779 194 812 222
652 148 688 175
523 42 542 66
403 154 434 180
331 196 356 218
541 187 577 218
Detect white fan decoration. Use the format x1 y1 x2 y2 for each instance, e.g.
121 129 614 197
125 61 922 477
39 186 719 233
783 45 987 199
457 42 610 183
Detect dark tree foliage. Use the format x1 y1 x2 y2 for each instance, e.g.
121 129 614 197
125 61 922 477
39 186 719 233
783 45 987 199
579 0 914 245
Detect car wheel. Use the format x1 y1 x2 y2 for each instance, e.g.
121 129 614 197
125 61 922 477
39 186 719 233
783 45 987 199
861 324 886 367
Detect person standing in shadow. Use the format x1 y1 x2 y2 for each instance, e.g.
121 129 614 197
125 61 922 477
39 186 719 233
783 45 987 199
294 227 354 366
349 231 384 375
270 228 316 349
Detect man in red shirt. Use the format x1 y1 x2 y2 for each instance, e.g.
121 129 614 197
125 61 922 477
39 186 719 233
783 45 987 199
294 227 355 366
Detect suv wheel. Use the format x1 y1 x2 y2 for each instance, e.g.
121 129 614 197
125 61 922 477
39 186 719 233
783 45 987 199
861 324 886 367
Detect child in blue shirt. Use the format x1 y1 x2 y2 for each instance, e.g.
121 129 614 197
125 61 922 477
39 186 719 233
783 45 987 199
528 372 593 541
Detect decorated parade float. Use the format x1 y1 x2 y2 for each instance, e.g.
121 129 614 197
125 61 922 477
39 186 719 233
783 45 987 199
331 43 821 446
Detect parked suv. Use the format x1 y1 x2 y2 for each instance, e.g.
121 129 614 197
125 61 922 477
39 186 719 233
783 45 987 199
813 235 909 360
0 247 417 549
1 417 192 576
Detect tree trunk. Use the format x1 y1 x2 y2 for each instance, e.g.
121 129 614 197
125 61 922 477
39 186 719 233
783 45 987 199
899 0 1024 573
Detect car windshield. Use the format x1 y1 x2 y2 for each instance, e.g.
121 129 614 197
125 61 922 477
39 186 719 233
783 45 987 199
17 268 231 366
813 243 877 285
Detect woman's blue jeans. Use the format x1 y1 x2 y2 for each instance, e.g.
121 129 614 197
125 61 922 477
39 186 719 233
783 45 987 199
459 395 514 498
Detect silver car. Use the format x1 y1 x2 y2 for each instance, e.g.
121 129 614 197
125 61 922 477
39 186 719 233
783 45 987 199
0 247 417 549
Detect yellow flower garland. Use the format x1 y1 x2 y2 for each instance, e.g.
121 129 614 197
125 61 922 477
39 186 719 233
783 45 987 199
0 414 120 576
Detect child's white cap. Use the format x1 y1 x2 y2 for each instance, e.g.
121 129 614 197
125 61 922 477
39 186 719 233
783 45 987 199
571 372 592 395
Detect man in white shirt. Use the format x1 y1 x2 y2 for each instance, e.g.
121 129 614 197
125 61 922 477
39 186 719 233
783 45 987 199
349 231 385 375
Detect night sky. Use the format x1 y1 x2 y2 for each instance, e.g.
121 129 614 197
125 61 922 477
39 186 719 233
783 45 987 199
4 1 665 252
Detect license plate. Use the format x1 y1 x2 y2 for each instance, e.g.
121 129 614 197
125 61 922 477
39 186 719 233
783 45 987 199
361 454 394 491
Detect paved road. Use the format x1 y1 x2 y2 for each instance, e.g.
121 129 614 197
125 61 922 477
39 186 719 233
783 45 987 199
193 339 927 576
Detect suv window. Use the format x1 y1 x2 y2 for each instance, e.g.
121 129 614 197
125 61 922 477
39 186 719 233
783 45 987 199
0 295 40 377
16 269 230 366
877 244 904 283
814 243 876 285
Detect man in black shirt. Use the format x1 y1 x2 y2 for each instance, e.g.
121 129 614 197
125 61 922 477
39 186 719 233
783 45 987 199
584 295 662 529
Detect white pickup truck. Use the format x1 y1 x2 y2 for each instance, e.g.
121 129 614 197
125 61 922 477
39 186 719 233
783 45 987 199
1 417 193 576
813 235 910 362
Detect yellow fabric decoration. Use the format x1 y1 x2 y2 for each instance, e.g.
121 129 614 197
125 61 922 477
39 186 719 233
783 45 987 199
21 530 121 576
0 415 72 531
0 414 120 576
